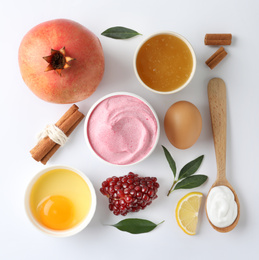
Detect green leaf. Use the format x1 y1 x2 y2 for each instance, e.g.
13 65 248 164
174 175 208 190
111 218 164 234
162 145 176 178
178 155 204 180
101 26 141 39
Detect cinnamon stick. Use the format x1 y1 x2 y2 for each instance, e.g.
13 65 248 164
30 104 85 164
40 113 85 165
205 47 228 70
204 34 232 45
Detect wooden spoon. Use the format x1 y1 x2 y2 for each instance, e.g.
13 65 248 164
206 78 240 232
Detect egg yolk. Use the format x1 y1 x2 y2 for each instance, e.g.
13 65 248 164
38 195 75 230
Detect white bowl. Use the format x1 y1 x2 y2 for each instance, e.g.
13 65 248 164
133 31 196 94
24 165 96 237
84 92 160 166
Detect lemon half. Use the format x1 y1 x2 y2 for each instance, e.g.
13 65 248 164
175 192 203 235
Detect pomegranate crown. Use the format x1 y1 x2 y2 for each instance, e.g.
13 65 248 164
43 47 75 76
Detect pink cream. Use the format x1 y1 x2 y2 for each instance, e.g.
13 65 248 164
87 95 158 165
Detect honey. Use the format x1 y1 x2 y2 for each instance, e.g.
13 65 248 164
136 34 194 92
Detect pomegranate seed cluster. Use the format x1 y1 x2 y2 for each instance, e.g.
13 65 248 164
100 172 159 216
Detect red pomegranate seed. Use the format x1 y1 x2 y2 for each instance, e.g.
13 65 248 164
100 172 159 216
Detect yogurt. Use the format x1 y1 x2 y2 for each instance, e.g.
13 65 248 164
206 186 238 228
86 94 158 165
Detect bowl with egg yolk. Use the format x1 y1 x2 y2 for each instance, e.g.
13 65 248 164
134 31 196 94
25 165 96 237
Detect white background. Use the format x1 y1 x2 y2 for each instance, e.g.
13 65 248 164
1 0 258 259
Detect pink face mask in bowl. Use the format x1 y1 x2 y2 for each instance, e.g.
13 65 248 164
84 92 160 166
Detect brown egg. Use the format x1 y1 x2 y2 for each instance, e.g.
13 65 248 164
164 101 202 149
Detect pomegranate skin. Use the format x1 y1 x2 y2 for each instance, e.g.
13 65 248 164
18 19 105 104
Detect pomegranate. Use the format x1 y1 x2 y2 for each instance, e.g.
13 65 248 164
18 19 105 104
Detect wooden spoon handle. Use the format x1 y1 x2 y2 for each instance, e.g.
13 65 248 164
208 78 227 182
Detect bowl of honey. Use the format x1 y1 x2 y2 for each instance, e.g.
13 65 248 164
134 31 196 94
24 165 96 237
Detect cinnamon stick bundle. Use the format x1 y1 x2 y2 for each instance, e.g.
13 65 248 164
204 34 232 45
205 47 228 70
30 104 85 164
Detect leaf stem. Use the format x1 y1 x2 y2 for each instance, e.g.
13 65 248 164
157 220 165 226
167 179 178 196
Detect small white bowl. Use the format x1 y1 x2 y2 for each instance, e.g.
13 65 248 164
84 92 160 166
24 165 96 237
133 31 196 94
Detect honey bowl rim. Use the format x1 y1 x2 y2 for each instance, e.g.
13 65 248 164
84 91 160 166
133 31 197 95
24 165 97 237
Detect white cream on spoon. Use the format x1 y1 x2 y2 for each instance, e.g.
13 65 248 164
206 78 240 232
206 186 238 228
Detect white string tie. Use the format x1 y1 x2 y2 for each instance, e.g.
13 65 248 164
37 124 68 146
